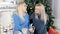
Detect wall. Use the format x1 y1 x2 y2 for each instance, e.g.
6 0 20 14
52 0 60 32
0 1 16 34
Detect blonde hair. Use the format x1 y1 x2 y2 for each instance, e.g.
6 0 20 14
35 3 47 24
16 2 26 21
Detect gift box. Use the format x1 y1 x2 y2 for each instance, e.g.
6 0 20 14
48 27 57 34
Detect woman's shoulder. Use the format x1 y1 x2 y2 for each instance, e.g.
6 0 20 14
31 13 35 16
13 12 22 21
13 12 18 16
13 12 19 19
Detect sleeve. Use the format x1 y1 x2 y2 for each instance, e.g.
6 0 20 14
28 14 34 29
13 14 22 31
26 13 32 29
30 14 33 24
27 14 31 28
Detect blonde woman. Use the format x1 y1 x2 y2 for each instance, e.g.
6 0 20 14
30 3 47 34
13 2 30 34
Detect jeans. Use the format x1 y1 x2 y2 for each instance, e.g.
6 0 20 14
13 31 22 34
13 28 30 34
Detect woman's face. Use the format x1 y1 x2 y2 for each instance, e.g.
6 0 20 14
35 6 41 15
22 3 27 13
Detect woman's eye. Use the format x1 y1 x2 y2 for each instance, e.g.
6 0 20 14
24 6 26 7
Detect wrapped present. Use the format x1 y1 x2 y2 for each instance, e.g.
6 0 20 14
48 27 60 34
48 27 56 34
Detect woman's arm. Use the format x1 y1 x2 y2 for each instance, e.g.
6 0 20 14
13 14 22 31
29 13 35 33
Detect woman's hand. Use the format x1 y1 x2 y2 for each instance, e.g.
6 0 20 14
22 28 28 34
29 28 34 33
22 28 27 31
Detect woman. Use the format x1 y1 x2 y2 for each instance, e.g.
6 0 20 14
13 2 30 34
30 3 47 34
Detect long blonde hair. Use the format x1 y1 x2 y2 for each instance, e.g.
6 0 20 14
35 3 47 24
16 2 26 21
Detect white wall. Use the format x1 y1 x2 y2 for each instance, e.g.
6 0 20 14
52 0 60 32
0 2 16 34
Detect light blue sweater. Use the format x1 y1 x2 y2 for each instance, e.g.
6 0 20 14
13 13 30 31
